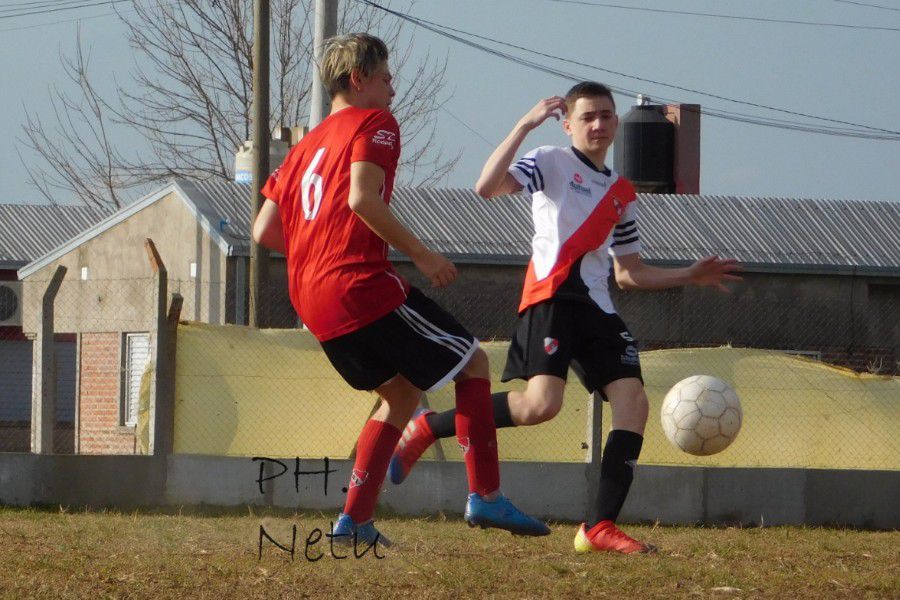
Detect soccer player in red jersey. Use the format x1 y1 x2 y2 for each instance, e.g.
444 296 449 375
252 33 548 547
389 82 742 554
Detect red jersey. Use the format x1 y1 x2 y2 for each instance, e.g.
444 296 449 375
261 107 409 341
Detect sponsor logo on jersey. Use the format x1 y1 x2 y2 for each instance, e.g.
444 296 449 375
457 436 470 455
573 172 583 184
544 337 559 355
372 129 396 147
349 469 369 488
568 179 592 196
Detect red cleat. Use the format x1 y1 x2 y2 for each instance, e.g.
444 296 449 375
574 520 656 554
388 409 436 484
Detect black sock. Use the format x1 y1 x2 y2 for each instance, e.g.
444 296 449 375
424 392 516 439
586 429 643 528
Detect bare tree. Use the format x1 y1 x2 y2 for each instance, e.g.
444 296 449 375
20 0 457 210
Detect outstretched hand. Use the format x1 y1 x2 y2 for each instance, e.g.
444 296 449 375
688 256 743 292
518 96 567 131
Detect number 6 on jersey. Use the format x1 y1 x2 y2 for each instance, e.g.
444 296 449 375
301 148 326 220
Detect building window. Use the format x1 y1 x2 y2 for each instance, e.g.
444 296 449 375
122 333 151 427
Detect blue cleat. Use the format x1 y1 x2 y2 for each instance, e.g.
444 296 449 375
464 493 551 536
331 513 392 548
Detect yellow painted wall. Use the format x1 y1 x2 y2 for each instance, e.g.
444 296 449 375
172 323 899 470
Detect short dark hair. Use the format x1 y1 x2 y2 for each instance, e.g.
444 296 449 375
564 81 615 113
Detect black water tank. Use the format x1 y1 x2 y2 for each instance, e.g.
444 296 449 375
614 103 675 191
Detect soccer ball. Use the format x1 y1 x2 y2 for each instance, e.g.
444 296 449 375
660 375 742 456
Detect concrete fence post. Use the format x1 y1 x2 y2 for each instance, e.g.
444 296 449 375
144 239 182 456
584 391 604 517
30 265 67 454
153 294 182 456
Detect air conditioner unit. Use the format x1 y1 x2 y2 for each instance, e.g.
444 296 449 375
0 281 23 327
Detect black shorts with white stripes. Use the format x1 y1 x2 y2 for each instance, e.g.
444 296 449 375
501 299 643 398
320 287 478 392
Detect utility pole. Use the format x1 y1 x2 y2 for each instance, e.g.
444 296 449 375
249 0 270 328
309 0 338 128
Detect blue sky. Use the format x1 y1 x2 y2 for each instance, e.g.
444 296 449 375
1 0 899 204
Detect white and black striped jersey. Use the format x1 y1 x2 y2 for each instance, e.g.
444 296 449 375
509 145 641 315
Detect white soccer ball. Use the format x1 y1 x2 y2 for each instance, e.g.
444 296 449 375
660 375 742 456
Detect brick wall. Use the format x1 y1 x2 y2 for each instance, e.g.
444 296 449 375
79 332 135 454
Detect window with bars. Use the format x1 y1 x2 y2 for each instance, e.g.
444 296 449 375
122 333 150 427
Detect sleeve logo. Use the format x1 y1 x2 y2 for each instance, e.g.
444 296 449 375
371 129 396 147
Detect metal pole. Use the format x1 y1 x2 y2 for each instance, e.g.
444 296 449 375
309 0 338 128
249 0 271 328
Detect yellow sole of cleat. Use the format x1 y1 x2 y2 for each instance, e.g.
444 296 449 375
573 528 594 553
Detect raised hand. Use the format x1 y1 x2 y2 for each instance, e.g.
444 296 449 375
517 96 567 132
688 256 743 293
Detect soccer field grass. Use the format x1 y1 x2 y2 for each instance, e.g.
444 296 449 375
0 507 896 599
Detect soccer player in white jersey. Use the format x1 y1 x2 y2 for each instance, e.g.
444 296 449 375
388 81 742 554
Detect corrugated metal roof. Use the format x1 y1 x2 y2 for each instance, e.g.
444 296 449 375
12 181 900 276
391 188 533 262
0 203 112 267
166 183 900 273
389 189 900 273
636 194 900 272
177 179 253 252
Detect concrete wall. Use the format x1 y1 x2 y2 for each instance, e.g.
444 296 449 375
17 192 239 455
1 454 896 529
254 258 898 371
21 191 230 334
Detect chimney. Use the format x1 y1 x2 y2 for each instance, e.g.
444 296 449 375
663 104 701 194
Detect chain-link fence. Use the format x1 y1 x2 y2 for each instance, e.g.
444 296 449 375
3 270 898 473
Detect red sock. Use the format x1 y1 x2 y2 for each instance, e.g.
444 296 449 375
455 377 500 496
343 419 402 523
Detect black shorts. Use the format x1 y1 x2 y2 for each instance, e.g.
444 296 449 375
501 299 643 398
320 287 478 392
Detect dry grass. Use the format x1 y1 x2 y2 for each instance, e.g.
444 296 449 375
0 506 897 599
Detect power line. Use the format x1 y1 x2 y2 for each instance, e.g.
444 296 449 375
0 0 130 21
1 0 88 7
0 9 129 33
0 0 95 13
832 0 900 12
393 72 495 147
546 0 900 32
357 1 900 140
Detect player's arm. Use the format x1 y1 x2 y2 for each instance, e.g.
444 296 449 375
252 199 286 254
475 96 566 199
349 161 457 287
613 252 743 292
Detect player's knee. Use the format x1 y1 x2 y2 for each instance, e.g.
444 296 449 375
458 347 489 380
532 398 563 424
518 394 563 425
378 378 421 412
624 389 650 425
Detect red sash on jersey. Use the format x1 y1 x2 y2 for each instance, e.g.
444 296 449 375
518 177 637 313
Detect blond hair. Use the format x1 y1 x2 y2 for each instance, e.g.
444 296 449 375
320 33 389 98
